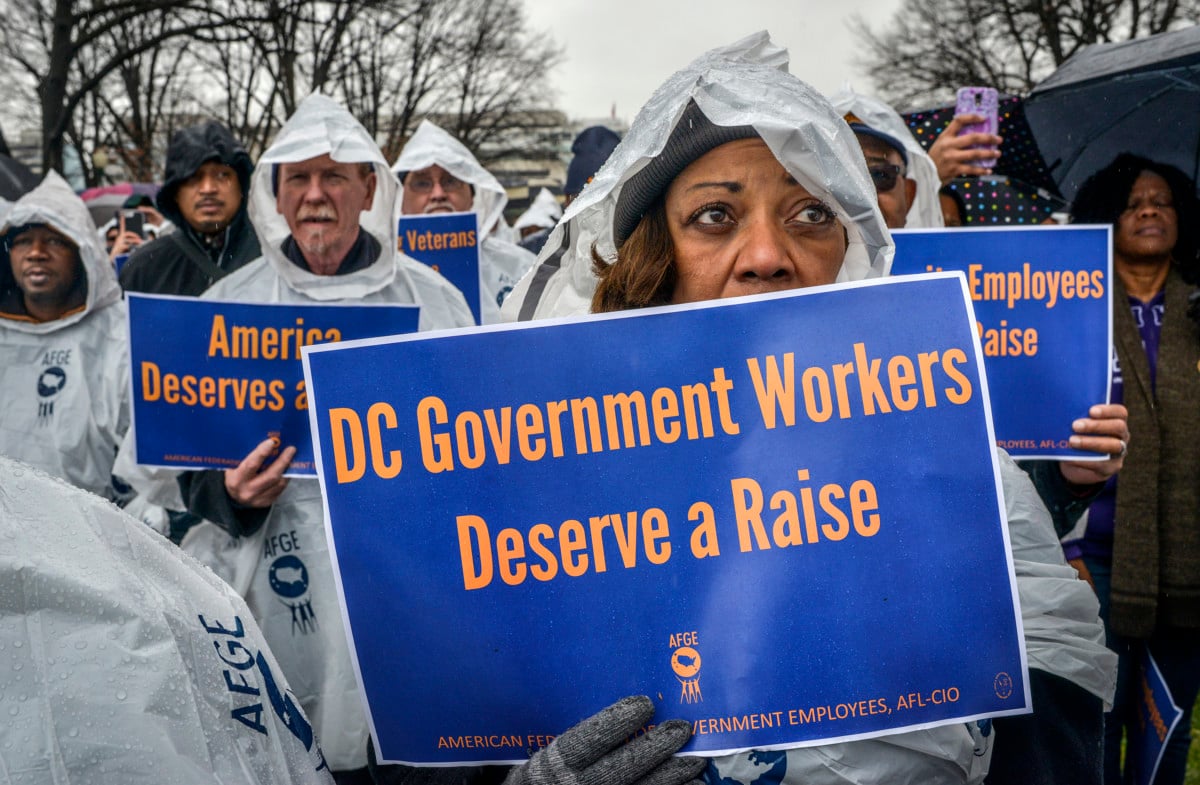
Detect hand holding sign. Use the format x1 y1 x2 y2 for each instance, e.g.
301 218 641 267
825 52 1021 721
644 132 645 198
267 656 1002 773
225 437 296 507
304 276 1030 764
1061 403 1130 486
890 226 1113 459
504 696 705 785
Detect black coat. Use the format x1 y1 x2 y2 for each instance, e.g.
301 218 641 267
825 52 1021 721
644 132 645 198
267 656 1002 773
117 121 263 542
119 121 260 296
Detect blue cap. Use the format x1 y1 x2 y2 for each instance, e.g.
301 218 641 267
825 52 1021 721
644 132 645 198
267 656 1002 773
844 113 909 166
565 126 621 197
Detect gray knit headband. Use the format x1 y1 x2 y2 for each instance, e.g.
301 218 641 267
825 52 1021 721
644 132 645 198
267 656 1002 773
612 100 758 247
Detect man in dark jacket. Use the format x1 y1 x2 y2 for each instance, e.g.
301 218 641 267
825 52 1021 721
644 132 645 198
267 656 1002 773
119 121 260 296
118 121 261 543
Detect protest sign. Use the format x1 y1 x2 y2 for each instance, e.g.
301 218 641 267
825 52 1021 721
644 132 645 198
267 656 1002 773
303 273 1030 765
127 293 419 475
891 226 1112 459
1128 646 1184 785
399 212 482 324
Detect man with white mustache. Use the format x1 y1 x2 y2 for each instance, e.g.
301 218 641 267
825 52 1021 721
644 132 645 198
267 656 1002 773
114 94 474 782
393 121 536 323
277 157 383 276
399 163 474 216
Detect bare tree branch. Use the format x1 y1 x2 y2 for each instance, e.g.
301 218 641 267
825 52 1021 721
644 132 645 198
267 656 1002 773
0 0 564 178
855 0 1200 108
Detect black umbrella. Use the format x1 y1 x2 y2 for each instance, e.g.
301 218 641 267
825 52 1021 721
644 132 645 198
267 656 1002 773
1025 24 1200 203
0 154 39 201
903 96 1061 197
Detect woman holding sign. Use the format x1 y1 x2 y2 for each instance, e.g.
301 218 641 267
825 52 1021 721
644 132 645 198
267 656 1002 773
1068 155 1200 785
504 32 1116 785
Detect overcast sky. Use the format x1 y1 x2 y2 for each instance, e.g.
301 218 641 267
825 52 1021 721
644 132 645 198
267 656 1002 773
523 0 906 122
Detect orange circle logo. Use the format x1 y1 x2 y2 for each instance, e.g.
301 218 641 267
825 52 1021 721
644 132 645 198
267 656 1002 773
671 646 701 679
994 672 1013 699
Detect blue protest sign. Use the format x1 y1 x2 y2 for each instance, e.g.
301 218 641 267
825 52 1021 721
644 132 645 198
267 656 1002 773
303 274 1029 765
1129 646 1183 785
399 212 482 324
127 293 419 476
891 226 1112 459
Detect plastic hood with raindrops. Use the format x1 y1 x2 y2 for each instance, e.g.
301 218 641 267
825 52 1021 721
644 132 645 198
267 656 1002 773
247 93 402 302
0 172 130 499
0 456 334 784
501 30 893 321
0 171 121 334
391 120 512 237
390 118 537 323
826 86 946 229
514 188 563 232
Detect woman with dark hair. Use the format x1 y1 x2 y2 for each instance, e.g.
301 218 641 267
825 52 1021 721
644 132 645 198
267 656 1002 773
505 32 889 323
505 31 1118 785
939 184 968 227
1072 154 1200 278
1065 154 1200 785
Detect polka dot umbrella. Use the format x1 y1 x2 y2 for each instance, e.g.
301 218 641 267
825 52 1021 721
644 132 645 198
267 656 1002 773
943 174 1068 226
904 95 1061 198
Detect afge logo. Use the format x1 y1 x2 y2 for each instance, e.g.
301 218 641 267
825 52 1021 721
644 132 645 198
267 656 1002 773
268 554 318 636
669 630 703 704
36 366 67 421
200 613 328 773
993 672 1013 700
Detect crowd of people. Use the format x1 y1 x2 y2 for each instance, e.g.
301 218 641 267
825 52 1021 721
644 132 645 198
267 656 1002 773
1 28 1197 785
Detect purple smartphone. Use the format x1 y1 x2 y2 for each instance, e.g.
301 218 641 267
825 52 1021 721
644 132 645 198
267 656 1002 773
955 87 999 169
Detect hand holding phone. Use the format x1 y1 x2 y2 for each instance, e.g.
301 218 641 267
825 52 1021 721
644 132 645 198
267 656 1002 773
121 210 145 238
954 87 1000 169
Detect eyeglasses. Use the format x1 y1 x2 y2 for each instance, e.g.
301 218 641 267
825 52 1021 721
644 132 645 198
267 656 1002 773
406 173 468 194
868 163 904 193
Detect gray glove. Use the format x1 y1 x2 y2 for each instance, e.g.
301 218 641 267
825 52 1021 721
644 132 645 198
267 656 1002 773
504 695 707 785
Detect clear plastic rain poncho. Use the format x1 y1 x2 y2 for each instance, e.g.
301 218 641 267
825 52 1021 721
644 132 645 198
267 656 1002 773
236 95 474 319
501 31 891 321
498 31 1115 785
0 457 333 784
826 86 945 229
514 187 563 233
998 452 1117 707
392 120 538 323
112 94 474 773
0 172 129 499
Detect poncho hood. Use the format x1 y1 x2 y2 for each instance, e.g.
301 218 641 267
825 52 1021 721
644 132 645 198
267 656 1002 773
513 187 562 232
0 171 120 333
248 93 400 301
503 31 892 321
0 457 334 784
827 86 945 229
391 120 510 236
